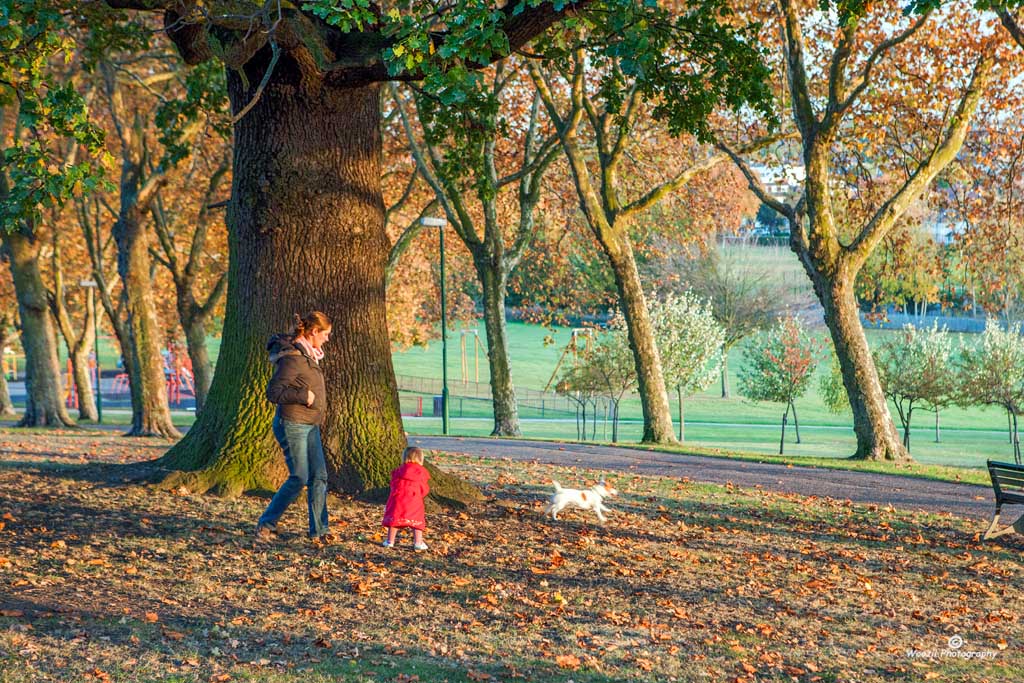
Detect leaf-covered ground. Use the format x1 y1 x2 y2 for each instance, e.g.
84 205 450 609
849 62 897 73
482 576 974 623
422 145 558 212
0 429 1021 682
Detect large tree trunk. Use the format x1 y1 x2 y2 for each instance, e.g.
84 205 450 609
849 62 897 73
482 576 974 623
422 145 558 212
113 200 181 438
602 230 675 443
814 272 909 461
157 62 482 506
3 230 74 427
476 259 521 436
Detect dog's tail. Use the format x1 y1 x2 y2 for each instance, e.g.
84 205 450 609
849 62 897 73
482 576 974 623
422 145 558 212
551 480 562 493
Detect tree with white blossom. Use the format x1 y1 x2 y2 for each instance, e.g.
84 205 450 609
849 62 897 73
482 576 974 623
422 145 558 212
874 323 955 452
959 320 1024 464
650 292 725 441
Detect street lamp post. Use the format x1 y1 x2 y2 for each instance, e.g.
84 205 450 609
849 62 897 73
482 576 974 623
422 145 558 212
421 216 450 435
79 280 102 424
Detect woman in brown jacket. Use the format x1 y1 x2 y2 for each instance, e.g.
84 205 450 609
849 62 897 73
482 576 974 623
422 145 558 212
256 311 333 543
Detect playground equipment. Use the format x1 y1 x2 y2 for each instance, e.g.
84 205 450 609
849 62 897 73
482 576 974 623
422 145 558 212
2 347 17 380
110 346 197 406
460 329 486 385
544 328 596 392
63 357 99 409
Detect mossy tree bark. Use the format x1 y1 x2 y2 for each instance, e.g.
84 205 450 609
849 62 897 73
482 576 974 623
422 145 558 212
602 229 676 443
107 0 578 500
2 227 75 427
159 61 409 496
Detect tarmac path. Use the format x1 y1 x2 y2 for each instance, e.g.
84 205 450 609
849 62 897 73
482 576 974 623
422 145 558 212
411 435 997 521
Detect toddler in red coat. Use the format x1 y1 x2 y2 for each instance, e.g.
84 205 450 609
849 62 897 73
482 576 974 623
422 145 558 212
382 447 430 551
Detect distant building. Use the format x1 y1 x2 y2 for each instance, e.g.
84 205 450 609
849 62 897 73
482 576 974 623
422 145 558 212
751 163 805 198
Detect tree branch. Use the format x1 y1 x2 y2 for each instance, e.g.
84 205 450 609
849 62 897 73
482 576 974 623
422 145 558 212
621 131 795 220
998 7 1024 50
847 54 993 267
107 0 591 88
833 12 931 126
385 199 439 285
714 140 794 221
197 272 228 319
778 0 818 141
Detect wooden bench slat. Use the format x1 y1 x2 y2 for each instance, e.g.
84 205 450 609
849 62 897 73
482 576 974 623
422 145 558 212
987 461 1024 508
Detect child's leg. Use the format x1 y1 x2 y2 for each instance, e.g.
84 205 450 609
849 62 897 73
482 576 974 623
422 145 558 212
413 529 424 546
386 527 398 544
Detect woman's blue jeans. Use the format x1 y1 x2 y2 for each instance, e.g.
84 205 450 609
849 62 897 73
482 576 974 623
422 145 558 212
258 414 329 538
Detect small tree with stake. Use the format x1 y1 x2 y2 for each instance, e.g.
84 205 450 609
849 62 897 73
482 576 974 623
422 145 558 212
959 319 1024 464
558 320 636 443
739 316 820 454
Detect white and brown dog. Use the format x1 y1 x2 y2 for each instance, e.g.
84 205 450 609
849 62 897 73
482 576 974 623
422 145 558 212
544 479 618 523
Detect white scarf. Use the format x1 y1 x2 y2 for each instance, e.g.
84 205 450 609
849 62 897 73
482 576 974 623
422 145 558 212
294 337 324 363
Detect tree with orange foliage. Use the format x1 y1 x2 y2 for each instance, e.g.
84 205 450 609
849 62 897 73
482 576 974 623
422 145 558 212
150 140 231 414
528 51 780 443
942 80 1024 319
718 1 1006 461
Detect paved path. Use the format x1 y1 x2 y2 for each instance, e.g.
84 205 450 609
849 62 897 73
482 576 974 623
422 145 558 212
411 436 996 521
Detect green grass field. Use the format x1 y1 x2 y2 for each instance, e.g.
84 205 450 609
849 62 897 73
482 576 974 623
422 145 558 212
393 320 1017 469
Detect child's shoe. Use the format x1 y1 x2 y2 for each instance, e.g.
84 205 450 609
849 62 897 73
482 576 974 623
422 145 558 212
381 540 394 548
414 542 428 552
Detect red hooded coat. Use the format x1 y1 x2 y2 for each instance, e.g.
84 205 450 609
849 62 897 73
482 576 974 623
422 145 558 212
382 462 430 530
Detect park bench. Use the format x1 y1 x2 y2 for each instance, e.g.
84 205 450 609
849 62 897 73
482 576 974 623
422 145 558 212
984 460 1024 540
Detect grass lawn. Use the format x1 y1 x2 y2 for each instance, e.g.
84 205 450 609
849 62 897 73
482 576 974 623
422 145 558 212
0 430 1021 682
394 320 1018 474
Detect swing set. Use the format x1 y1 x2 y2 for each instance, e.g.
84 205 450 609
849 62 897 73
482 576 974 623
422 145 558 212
459 329 487 385
544 328 595 392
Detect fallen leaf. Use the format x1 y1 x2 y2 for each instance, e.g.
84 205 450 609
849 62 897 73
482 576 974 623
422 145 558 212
555 654 581 670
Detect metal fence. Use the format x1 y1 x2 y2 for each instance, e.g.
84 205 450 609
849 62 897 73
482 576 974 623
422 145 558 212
861 310 992 334
395 373 613 418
